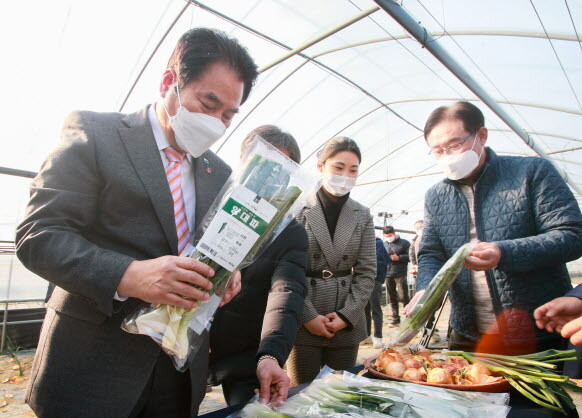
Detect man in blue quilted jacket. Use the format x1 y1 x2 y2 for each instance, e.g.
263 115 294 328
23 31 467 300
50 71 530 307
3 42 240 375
408 101 582 354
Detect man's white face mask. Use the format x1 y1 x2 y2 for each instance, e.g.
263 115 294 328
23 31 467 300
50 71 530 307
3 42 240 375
437 134 483 181
163 84 226 158
322 173 356 197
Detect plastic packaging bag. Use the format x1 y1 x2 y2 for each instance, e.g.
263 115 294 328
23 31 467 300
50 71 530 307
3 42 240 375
233 366 510 418
386 243 473 347
122 136 320 370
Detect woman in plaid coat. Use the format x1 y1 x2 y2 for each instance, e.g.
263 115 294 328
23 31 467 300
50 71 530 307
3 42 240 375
287 137 376 385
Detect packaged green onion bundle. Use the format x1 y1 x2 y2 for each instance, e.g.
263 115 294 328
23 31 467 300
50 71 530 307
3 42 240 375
233 366 510 417
122 137 319 370
386 243 473 348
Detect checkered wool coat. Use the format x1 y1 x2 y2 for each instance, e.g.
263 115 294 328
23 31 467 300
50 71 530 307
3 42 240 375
295 194 376 346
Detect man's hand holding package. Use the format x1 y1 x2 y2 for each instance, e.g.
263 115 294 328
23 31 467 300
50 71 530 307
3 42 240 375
117 256 214 309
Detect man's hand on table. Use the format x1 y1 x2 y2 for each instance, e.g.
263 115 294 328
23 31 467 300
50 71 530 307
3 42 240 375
256 358 290 405
117 256 214 309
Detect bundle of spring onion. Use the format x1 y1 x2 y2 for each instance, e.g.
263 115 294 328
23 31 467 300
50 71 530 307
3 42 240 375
387 243 472 347
235 367 511 417
447 349 581 415
122 137 313 370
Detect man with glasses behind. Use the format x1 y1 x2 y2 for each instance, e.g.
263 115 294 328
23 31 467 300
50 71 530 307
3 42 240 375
406 101 582 355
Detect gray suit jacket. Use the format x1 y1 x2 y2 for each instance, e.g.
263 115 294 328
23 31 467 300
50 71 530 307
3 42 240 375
295 194 376 347
15 106 231 417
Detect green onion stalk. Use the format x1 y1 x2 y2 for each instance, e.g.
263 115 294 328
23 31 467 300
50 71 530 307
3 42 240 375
446 349 582 415
387 243 472 347
132 153 303 363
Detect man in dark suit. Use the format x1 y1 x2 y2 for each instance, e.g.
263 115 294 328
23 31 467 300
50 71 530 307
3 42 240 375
15 28 258 417
383 225 410 326
209 125 308 407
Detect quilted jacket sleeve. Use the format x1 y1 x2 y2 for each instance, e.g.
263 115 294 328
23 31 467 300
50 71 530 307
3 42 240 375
494 159 582 272
416 190 449 291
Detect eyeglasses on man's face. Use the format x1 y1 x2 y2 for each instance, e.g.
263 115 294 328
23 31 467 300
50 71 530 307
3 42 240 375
429 132 475 158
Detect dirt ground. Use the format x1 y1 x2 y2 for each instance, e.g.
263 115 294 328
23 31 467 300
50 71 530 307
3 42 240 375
1 304 581 416
0 349 35 417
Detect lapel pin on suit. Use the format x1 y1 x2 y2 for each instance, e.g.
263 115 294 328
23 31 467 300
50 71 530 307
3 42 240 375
203 157 212 174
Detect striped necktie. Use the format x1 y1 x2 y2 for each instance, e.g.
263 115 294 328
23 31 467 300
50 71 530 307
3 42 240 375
163 146 191 255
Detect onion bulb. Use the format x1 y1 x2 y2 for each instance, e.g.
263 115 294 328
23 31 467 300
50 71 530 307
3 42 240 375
402 368 426 381
385 361 407 378
427 367 453 384
466 363 491 383
404 358 422 369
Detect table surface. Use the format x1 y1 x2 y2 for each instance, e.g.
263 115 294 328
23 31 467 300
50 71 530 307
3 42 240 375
200 365 579 418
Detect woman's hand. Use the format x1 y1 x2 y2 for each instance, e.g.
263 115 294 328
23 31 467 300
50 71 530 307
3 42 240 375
304 315 334 338
324 312 348 332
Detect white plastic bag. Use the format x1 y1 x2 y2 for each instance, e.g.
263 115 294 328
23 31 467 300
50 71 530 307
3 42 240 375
122 136 319 370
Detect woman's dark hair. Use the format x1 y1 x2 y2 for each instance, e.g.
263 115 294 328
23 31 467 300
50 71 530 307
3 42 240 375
167 28 259 104
317 137 362 166
241 125 301 163
424 101 485 139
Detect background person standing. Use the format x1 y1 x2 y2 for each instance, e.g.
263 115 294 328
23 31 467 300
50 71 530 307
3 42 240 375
383 225 410 326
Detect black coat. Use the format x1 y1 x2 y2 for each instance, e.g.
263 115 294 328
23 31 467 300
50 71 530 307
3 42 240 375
209 220 308 383
384 237 410 277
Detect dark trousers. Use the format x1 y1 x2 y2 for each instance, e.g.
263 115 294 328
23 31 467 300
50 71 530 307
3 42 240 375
386 275 409 318
129 351 192 418
221 377 258 407
365 281 384 338
370 281 384 338
287 344 359 386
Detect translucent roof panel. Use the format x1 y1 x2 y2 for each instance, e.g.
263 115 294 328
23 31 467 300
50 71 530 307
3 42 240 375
1 0 581 275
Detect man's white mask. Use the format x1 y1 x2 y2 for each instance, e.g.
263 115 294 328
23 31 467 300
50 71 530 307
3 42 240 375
163 84 226 158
